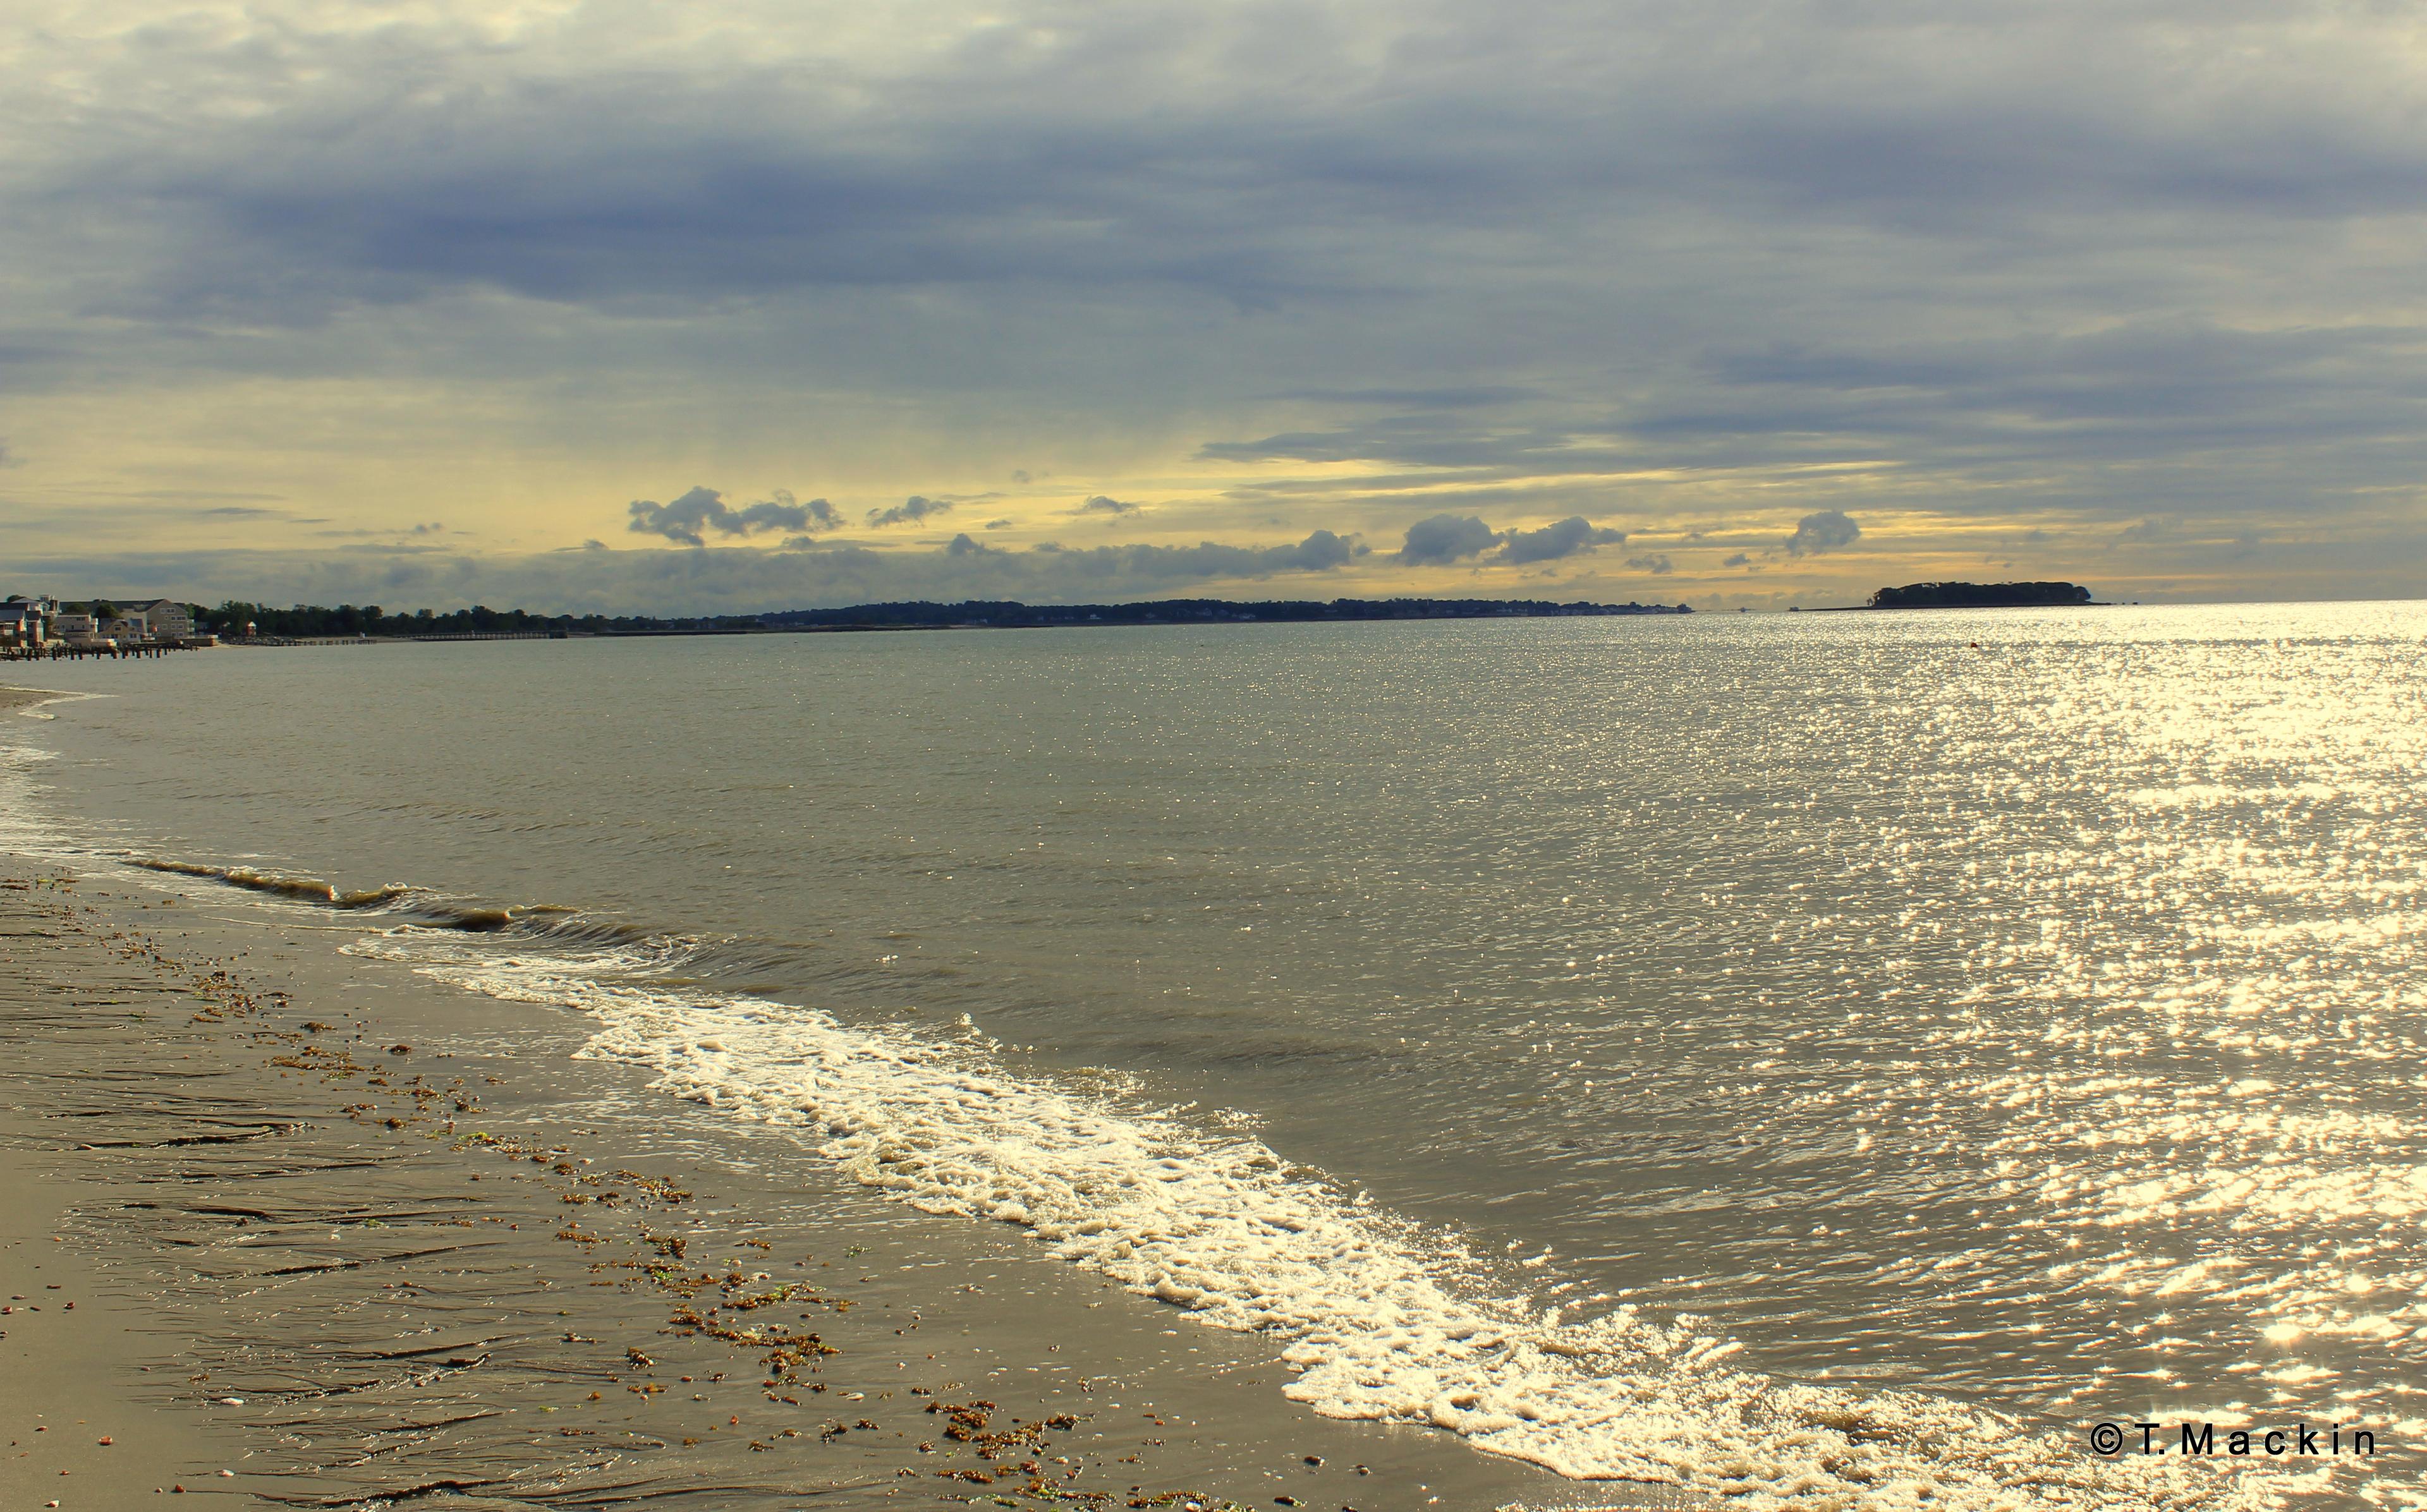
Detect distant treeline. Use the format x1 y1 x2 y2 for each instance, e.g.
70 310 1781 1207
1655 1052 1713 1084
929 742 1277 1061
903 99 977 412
1868 582 2093 609
195 603 758 638
195 596 1690 639
760 597 1691 629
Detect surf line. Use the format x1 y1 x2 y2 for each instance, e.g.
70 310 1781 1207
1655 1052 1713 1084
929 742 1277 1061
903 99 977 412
341 929 2273 1512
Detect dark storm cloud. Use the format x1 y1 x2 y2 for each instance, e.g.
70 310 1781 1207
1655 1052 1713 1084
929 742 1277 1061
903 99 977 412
628 487 839 547
867 496 952 528
1499 516 1624 565
1784 511 1861 557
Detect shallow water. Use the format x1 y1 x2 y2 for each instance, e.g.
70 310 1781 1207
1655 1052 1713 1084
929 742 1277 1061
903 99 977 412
8 603 2424 1507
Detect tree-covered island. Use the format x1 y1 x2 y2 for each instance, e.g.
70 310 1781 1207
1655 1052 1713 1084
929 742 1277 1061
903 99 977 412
1868 582 2094 609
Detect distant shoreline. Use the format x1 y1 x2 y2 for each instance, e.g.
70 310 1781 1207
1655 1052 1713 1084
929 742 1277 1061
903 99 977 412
200 595 1696 644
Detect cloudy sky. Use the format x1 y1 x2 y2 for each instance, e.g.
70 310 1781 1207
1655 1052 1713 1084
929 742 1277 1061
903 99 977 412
5 0 2424 612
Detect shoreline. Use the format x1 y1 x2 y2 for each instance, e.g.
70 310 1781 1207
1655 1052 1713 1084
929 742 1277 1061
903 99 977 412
0 686 79 714
0 856 1650 1512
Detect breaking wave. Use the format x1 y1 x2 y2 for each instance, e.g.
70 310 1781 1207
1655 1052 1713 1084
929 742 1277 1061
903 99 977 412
340 926 2278 1512
130 857 408 908
119 857 603 934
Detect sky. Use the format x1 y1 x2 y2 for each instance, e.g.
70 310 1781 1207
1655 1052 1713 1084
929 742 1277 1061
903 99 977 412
5 0 2426 612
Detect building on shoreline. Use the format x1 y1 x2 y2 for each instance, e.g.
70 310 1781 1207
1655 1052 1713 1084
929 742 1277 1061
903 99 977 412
0 598 47 648
0 595 215 656
122 599 198 640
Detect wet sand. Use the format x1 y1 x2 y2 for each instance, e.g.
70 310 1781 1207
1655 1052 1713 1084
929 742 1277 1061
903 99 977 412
0 686 74 716
0 859 1677 1512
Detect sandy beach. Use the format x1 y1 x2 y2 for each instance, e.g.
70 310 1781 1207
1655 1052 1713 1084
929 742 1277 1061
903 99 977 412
0 847 1644 1512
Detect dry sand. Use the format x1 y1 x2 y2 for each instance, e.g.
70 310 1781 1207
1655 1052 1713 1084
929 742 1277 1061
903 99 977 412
0 859 1674 1512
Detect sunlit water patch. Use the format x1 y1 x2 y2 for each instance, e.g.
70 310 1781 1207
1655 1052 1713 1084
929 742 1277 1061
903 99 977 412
4 604 2424 1506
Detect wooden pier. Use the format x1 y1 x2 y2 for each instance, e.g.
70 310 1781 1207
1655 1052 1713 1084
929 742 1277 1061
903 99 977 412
1 639 209 662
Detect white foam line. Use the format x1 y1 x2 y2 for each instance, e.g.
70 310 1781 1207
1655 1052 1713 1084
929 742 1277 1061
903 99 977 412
350 933 2280 1511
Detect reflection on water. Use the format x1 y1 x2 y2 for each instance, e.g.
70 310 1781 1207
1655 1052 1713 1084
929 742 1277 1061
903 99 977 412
10 600 2426 1502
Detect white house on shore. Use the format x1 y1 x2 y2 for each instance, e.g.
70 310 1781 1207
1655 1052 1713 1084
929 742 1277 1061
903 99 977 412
122 600 197 640
52 612 102 645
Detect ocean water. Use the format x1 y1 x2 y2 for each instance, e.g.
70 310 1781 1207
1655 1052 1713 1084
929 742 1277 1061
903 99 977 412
6 602 2424 1509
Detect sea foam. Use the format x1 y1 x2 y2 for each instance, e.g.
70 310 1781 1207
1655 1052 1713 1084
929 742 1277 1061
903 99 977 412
350 928 2272 1511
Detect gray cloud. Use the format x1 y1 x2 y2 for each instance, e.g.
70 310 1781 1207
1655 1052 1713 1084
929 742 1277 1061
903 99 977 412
1626 554 1675 575
1784 511 1861 557
1038 529 1357 582
1397 514 1502 566
1077 495 1139 515
52 4 2427 326
867 496 953 528
1722 552 1751 567
629 487 839 547
10 526 1363 616
1499 516 1624 565
17 0 2427 600
978 529 1353 586
1279 386 1540 409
